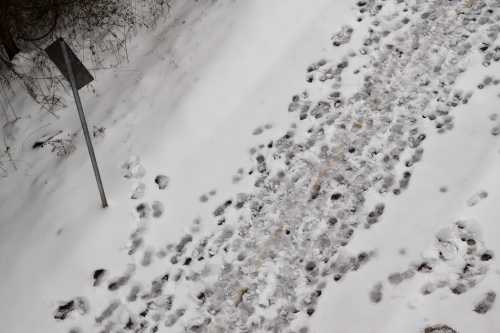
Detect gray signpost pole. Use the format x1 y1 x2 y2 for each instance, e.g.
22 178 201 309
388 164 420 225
59 40 108 208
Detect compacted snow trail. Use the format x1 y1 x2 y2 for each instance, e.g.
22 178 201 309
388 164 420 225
2 0 500 332
52 1 500 332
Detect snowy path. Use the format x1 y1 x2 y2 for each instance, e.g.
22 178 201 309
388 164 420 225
2 0 500 333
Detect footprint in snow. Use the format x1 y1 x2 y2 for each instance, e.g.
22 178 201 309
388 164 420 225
369 282 383 303
141 248 154 266
107 264 136 291
199 189 217 203
466 190 488 207
252 123 273 136
92 268 107 287
126 284 141 302
423 324 457 333
136 202 151 219
232 167 245 184
53 297 89 321
128 226 146 255
491 125 500 136
331 25 354 47
95 300 121 324
473 290 496 314
130 182 146 200
121 156 146 179
154 174 169 190
151 201 164 218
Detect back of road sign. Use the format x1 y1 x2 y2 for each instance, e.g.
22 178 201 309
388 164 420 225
45 38 94 90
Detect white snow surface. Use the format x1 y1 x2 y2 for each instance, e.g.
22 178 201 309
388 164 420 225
1 0 500 332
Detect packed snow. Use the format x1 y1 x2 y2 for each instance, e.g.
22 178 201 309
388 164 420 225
1 0 500 332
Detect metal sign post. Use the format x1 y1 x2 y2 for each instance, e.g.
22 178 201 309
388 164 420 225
45 38 108 208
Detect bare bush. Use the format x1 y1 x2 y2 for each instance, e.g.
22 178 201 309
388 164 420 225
0 0 171 109
32 130 77 158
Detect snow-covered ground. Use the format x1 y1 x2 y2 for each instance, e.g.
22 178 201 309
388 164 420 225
1 0 499 332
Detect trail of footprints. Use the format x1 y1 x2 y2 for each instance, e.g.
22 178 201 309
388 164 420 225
55 0 499 332
122 157 167 222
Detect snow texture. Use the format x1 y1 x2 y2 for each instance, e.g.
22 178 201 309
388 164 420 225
1 0 500 333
